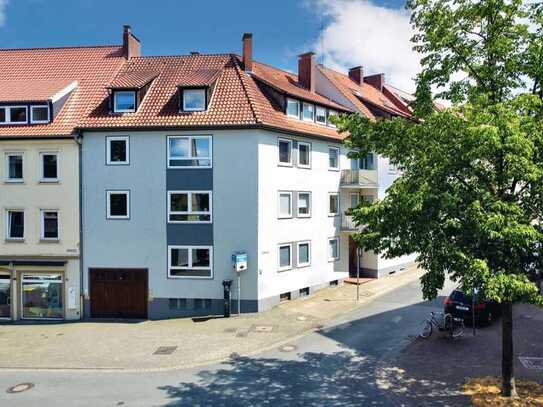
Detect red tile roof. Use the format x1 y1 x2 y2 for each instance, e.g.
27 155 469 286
177 68 221 87
108 70 159 89
0 79 76 103
0 45 126 138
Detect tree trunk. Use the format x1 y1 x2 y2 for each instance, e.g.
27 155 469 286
501 301 517 397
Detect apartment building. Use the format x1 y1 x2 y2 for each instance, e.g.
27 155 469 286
0 26 416 321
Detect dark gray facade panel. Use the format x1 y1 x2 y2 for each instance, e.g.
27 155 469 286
148 298 258 320
166 224 213 245
166 169 213 190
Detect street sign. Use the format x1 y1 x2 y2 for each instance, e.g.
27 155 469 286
232 252 248 272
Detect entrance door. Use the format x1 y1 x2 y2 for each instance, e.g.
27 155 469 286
90 269 148 319
0 274 11 319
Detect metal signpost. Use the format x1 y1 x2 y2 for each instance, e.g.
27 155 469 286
232 252 248 316
356 247 362 301
472 288 477 336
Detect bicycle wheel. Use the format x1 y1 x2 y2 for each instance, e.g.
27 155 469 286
420 321 433 338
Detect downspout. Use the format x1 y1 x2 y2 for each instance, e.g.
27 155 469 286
73 130 84 319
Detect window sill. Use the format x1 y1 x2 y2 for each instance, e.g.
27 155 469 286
277 162 293 167
328 258 340 263
297 165 312 170
278 216 293 220
39 179 60 184
328 213 340 217
5 238 24 243
278 267 292 272
106 216 130 220
328 168 340 172
297 214 311 218
168 220 212 224
297 263 311 269
4 179 24 184
39 239 60 243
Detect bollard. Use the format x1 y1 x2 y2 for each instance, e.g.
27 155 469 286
222 279 233 318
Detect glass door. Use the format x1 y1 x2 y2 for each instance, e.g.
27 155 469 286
21 274 63 319
0 274 11 319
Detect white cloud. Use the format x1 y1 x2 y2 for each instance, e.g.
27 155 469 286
310 0 420 92
0 0 8 27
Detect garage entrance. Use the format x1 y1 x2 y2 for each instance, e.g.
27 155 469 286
90 269 148 319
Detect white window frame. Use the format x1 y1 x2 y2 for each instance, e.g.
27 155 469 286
113 91 136 113
278 138 293 166
30 105 50 124
106 190 130 220
297 141 311 169
302 102 315 122
39 151 60 182
327 109 338 128
106 136 130 165
6 209 24 240
4 152 24 182
315 106 327 125
297 241 311 267
286 98 300 119
167 191 212 224
328 237 340 262
278 191 293 219
328 146 340 171
167 135 212 169
182 88 207 112
328 192 339 216
297 191 312 218
278 243 293 271
1 105 28 125
168 245 213 279
40 209 59 241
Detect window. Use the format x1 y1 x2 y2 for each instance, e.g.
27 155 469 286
278 243 292 271
316 106 327 124
302 103 315 122
278 191 293 218
106 190 130 219
40 152 58 181
278 138 292 166
182 88 206 111
22 274 63 319
286 98 300 118
297 192 311 217
0 106 27 124
168 246 213 279
113 91 136 113
327 110 338 127
31 105 49 124
6 210 24 240
328 237 340 261
168 191 212 223
5 153 23 182
168 136 212 168
106 136 129 165
297 241 311 267
41 210 59 240
328 147 339 170
297 142 311 168
328 193 339 216
357 152 376 170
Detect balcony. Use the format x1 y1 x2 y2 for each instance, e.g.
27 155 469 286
340 169 378 188
341 214 358 231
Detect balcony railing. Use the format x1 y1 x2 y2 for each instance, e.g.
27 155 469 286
341 214 358 231
340 169 378 188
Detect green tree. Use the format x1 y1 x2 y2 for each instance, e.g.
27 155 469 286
336 0 543 398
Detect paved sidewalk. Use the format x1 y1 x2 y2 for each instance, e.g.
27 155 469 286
0 266 423 372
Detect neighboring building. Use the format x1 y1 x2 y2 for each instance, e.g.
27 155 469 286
0 39 128 320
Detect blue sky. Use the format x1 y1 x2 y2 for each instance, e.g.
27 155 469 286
0 0 418 90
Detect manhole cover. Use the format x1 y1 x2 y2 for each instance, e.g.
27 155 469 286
6 383 34 394
519 357 543 370
153 346 177 355
279 345 297 352
252 325 274 333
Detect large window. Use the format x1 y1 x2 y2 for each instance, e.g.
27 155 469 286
356 152 376 170
278 243 292 271
6 210 24 240
328 147 340 170
278 191 293 218
286 98 300 118
328 193 339 216
168 191 212 223
297 241 311 267
168 246 213 279
31 105 50 124
22 274 63 319
168 136 212 168
106 136 130 165
106 190 130 219
278 138 292 166
297 192 311 217
297 142 311 168
40 152 59 181
0 106 27 124
5 153 23 182
113 91 136 113
328 237 340 261
182 88 207 111
41 210 59 240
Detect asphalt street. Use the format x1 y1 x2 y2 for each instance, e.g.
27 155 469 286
0 278 455 406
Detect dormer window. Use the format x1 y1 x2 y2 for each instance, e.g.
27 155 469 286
316 106 327 124
0 106 27 124
181 88 207 112
286 98 300 119
302 103 315 122
113 91 136 113
31 105 50 124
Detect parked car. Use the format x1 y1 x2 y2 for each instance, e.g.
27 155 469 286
444 289 501 326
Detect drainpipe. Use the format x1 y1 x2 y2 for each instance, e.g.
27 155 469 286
73 130 84 319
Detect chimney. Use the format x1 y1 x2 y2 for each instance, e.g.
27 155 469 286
123 25 141 60
298 52 316 92
364 73 385 92
242 33 253 72
348 66 363 85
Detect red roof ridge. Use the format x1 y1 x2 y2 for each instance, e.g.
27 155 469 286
231 55 262 124
0 44 122 52
129 53 234 61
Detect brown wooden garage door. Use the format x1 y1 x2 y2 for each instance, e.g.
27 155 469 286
90 269 148 318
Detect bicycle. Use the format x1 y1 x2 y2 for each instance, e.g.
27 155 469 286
420 311 465 339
